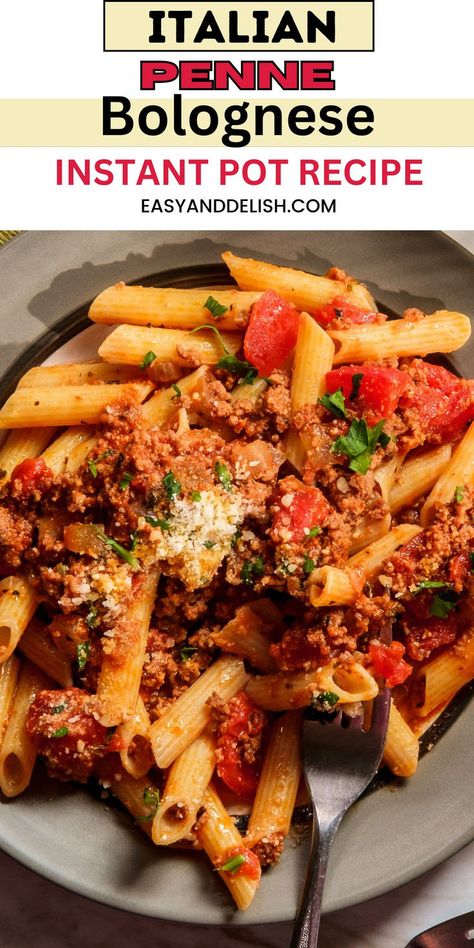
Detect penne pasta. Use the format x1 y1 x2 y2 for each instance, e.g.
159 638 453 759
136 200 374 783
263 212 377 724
212 604 277 673
150 657 248 769
197 783 261 911
247 661 378 712
308 565 363 608
348 523 422 579
152 730 216 845
41 426 95 476
411 630 474 718
0 427 56 485
330 311 471 365
18 619 73 688
382 700 419 778
222 251 376 313
246 711 302 849
116 695 154 779
390 444 452 515
16 362 144 388
284 427 306 474
0 655 20 748
89 283 260 331
0 576 38 663
0 660 51 797
98 325 242 368
420 423 474 526
97 569 160 727
291 313 335 414
350 456 400 554
140 365 208 428
96 757 159 839
0 382 154 429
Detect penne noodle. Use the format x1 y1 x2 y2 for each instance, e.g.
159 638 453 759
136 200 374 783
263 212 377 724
116 695 154 779
0 576 38 663
0 655 21 748
420 423 474 526
350 456 400 554
330 311 471 365
152 730 216 846
98 324 242 368
197 783 261 911
246 711 302 849
0 660 51 797
140 365 208 428
316 661 379 703
284 427 306 474
41 426 94 476
0 382 154 429
150 657 248 770
89 283 260 331
382 700 419 778
308 565 363 608
229 376 268 405
212 604 277 673
97 569 160 727
411 630 474 718
18 619 73 688
348 523 422 580
291 313 335 414
222 251 376 313
0 427 56 485
16 362 144 388
247 661 378 712
96 757 159 839
390 444 452 515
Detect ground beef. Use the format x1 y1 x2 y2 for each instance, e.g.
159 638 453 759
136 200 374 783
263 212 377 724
26 687 108 781
253 833 285 868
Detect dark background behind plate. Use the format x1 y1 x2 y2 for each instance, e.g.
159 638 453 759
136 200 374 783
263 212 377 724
0 231 472 927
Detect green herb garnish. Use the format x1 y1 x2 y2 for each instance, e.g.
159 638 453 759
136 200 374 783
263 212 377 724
51 726 69 739
142 786 160 812
51 703 67 715
87 450 112 478
119 471 134 491
412 580 447 594
140 351 157 369
191 491 201 502
308 526 321 538
430 589 459 618
231 528 242 549
303 555 315 574
204 295 229 319
171 383 182 399
181 646 198 662
76 641 90 671
220 854 245 873
349 373 364 400
215 461 232 491
318 388 347 419
312 691 340 711
129 530 138 552
241 556 265 585
331 418 389 475
145 515 170 531
98 532 140 570
163 471 181 499
203 540 216 549
455 485 464 503
86 606 99 629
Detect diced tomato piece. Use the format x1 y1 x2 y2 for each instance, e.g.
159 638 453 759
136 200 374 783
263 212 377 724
369 641 412 687
312 296 384 329
272 475 330 544
243 290 300 376
221 847 261 881
10 457 52 490
326 364 408 423
448 553 471 589
216 692 267 801
403 615 457 662
26 687 109 781
400 360 474 444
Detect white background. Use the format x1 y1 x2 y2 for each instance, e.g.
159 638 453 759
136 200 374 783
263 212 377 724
0 0 472 229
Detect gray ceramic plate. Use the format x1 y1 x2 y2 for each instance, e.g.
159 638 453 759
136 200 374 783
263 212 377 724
0 231 473 925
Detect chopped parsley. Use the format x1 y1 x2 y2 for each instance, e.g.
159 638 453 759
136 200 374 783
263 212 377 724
303 555 315 574
145 514 170 531
430 588 459 618
98 532 140 570
129 530 138 552
455 485 464 503
87 450 113 478
76 641 90 671
308 526 321 538
181 646 198 662
86 606 99 629
51 703 67 715
204 295 229 319
220 854 245 873
349 373 364 401
203 540 216 549
216 353 258 384
139 786 160 820
311 691 340 711
331 418 389 475
119 471 134 491
140 350 157 369
412 580 447 594
231 528 242 549
51 726 69 739
163 471 181 499
191 491 202 502
241 556 265 585
215 461 232 491
171 383 182 399
318 388 347 419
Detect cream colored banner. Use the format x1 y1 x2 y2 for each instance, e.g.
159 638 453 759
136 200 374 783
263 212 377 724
0 99 472 146
104 1 374 51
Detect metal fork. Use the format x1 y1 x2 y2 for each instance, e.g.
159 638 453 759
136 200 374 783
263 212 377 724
290 686 391 948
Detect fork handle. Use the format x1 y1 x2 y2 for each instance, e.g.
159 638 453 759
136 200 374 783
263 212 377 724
289 812 343 948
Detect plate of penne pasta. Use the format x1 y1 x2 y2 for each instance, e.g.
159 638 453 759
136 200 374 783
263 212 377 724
0 230 472 924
